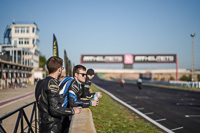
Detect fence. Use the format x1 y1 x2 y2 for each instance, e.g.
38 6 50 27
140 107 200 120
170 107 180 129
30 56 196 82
0 102 97 133
0 101 38 133
169 81 200 88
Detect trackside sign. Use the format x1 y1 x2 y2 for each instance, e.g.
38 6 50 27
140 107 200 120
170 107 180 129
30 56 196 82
81 54 177 64
133 54 176 63
81 55 123 63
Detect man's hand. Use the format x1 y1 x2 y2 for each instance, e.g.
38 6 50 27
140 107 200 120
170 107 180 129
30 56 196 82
73 107 82 114
97 92 102 98
91 100 99 106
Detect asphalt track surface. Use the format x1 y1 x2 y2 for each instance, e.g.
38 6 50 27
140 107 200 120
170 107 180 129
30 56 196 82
92 76 200 133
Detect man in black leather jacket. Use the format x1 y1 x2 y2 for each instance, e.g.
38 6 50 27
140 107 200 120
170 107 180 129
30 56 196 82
81 68 102 99
35 56 82 133
68 65 98 108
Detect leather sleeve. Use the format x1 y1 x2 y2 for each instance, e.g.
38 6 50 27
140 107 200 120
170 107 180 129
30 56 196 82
47 79 74 116
82 87 95 98
81 77 94 98
68 82 91 108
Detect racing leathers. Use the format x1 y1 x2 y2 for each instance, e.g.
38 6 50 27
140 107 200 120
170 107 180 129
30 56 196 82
35 76 74 133
81 76 95 98
68 79 92 108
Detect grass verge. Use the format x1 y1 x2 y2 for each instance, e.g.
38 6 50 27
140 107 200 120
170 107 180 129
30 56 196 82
90 84 162 133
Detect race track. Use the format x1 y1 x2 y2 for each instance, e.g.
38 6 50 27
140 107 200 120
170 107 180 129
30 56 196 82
92 76 200 133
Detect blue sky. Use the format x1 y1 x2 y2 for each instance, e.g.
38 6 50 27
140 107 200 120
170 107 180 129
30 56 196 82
0 0 200 69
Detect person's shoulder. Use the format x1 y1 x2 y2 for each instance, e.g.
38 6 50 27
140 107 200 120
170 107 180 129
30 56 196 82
69 79 80 91
71 79 78 87
46 77 59 91
60 77 74 85
37 79 45 84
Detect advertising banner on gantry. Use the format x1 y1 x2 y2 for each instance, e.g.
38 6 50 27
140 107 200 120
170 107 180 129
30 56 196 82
133 54 176 63
81 54 176 64
81 55 123 63
124 54 133 64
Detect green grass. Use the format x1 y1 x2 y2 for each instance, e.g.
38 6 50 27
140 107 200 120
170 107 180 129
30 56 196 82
90 85 162 133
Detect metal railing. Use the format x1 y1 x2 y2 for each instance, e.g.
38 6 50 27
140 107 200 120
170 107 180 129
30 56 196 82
0 101 38 133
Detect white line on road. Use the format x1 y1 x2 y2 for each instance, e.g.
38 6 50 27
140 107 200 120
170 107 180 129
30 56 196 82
155 118 166 122
144 112 154 115
0 91 34 104
135 96 149 99
0 91 34 108
0 95 34 108
176 103 194 106
171 127 184 131
137 108 144 110
181 98 194 101
185 115 200 118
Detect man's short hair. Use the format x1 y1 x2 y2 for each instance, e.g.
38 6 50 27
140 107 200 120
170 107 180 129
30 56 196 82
73 65 86 77
47 56 63 74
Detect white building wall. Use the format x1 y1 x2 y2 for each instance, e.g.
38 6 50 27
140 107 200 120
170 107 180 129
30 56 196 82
10 23 39 69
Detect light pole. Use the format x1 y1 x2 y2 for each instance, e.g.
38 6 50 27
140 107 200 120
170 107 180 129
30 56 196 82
190 33 195 82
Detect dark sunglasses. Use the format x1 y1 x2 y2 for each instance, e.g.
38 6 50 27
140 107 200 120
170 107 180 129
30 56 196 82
77 73 87 77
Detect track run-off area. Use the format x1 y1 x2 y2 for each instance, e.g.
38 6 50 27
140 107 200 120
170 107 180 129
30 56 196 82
92 76 200 133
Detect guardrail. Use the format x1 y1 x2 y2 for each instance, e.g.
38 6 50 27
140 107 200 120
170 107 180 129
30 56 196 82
0 101 38 133
169 81 200 88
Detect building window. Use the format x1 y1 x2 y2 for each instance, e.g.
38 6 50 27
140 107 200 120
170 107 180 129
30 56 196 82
14 40 17 47
32 39 35 44
15 27 19 33
26 27 29 33
32 27 35 33
19 38 23 44
24 38 29 44
36 39 39 46
36 28 39 35
21 27 25 33
34 50 39 56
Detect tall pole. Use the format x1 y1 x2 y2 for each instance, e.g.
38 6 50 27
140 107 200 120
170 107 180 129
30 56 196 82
190 33 195 82
176 56 178 81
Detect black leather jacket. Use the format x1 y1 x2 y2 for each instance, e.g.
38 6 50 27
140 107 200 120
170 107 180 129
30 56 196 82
81 76 95 98
68 79 91 108
35 76 74 133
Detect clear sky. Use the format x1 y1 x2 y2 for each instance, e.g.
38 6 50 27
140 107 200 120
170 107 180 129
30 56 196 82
0 0 200 69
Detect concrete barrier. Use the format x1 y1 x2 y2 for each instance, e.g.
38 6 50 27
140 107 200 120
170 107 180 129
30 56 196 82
69 108 96 133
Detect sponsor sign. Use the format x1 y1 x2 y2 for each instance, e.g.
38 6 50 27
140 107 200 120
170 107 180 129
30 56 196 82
124 54 133 64
81 55 123 63
133 54 176 63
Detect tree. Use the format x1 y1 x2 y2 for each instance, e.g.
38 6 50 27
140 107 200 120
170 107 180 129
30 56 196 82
197 74 200 81
39 55 47 68
64 50 69 76
68 60 72 77
169 76 175 81
179 74 191 81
